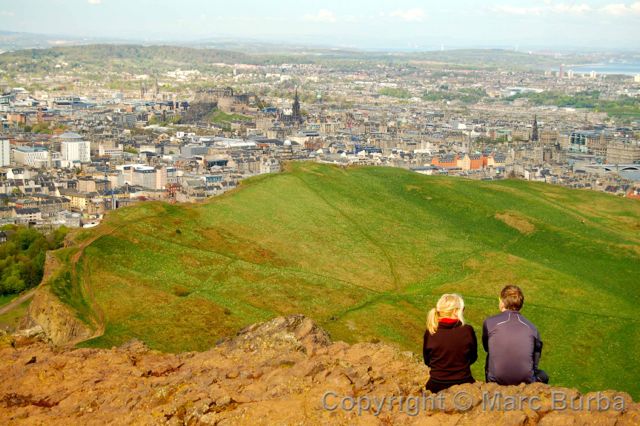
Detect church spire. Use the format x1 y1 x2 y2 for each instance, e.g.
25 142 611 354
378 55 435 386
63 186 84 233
531 115 539 142
292 88 301 123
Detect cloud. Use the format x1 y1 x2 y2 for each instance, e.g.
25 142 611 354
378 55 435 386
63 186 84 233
0 10 15 17
490 5 543 15
303 9 337 23
491 2 591 15
87 0 102 4
601 2 640 15
389 8 427 22
492 1 640 16
550 3 592 14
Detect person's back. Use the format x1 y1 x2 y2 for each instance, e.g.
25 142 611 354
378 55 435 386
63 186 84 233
424 320 477 383
483 310 538 384
482 285 548 385
423 294 478 393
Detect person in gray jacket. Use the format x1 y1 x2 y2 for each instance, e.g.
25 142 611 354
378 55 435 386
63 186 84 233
482 285 549 385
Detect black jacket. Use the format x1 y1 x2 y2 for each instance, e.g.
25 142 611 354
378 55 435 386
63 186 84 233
423 321 478 382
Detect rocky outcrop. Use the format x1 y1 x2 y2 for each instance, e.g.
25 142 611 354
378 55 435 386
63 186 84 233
22 252 94 347
1 315 638 425
22 287 93 346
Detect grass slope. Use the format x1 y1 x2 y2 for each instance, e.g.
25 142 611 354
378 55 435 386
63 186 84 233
49 162 640 397
0 300 30 332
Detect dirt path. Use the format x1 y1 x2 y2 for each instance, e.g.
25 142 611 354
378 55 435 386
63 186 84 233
67 224 122 339
0 289 36 316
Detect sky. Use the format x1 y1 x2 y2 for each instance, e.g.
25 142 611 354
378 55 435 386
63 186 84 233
0 0 639 50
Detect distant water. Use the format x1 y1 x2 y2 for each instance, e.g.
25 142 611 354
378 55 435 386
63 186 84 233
564 63 640 76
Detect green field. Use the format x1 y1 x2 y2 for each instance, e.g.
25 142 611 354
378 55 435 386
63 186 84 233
45 162 640 397
209 110 252 125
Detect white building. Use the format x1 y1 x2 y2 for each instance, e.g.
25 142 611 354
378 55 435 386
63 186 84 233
98 143 124 159
106 171 125 189
0 139 9 167
116 164 176 190
155 166 177 190
132 166 157 189
59 132 91 163
12 146 49 168
61 140 91 163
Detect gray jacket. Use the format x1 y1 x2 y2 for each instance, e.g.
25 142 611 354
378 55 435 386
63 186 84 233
482 310 543 385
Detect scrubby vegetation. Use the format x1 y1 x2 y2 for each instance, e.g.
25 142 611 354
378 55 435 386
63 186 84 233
507 90 640 121
0 226 68 295
423 87 488 104
378 87 412 99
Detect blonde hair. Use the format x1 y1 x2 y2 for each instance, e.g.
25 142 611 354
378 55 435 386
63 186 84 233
427 293 465 335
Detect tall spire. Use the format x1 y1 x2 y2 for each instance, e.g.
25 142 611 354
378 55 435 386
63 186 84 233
531 115 539 142
292 88 301 123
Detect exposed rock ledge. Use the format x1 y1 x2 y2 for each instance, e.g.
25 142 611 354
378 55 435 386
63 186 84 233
21 287 94 346
1 315 638 425
22 252 95 346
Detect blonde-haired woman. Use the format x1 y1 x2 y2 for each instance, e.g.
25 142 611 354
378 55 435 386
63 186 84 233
423 293 478 393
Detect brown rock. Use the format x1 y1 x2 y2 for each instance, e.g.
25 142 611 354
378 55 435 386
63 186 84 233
0 315 637 425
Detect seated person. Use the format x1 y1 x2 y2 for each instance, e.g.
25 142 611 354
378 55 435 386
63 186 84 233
482 285 549 385
423 293 478 393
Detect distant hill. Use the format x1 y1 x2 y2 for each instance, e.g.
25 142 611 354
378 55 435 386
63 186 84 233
0 43 585 74
28 162 640 398
0 31 88 51
0 31 633 71
406 48 563 69
0 44 254 75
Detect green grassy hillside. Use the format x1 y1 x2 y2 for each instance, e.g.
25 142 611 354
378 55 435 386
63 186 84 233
46 162 640 397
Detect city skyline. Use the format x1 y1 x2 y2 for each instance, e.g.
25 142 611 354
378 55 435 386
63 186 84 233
0 0 639 50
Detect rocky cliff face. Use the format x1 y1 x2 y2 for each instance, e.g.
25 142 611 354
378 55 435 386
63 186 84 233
21 287 93 346
22 253 94 346
1 315 638 425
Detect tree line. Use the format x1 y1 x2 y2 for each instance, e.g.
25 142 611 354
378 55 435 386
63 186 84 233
0 226 68 295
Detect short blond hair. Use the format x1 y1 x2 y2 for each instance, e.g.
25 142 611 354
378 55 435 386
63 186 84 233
426 293 465 335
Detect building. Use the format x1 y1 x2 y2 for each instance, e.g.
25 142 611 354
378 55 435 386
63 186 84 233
570 131 610 156
0 139 9 167
58 211 82 228
59 132 91 163
98 143 124 159
181 144 208 157
52 96 91 109
456 154 487 171
487 153 507 168
132 166 157 189
12 146 49 168
77 177 110 193
154 166 177 190
606 140 640 164
13 207 42 224
59 189 101 213
431 154 459 169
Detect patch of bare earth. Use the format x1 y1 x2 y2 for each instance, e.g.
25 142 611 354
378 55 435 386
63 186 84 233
495 212 536 235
